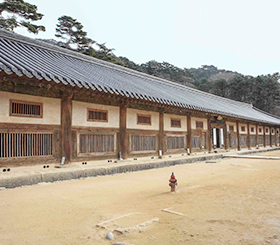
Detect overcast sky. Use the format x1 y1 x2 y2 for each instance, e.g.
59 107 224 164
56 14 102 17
13 0 280 76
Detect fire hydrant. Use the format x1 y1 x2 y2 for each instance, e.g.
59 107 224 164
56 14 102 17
169 172 177 192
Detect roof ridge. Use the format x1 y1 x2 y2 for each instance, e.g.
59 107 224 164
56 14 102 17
0 29 252 108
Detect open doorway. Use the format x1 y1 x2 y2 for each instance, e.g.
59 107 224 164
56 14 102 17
213 127 224 148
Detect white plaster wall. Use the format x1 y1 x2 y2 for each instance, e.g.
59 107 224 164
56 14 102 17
271 128 276 135
249 125 256 135
72 101 119 128
191 117 207 130
127 108 159 130
265 127 270 135
227 122 237 132
164 114 187 132
0 91 61 125
239 123 248 134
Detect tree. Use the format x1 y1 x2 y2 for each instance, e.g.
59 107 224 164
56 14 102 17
55 15 93 50
0 0 45 34
212 79 229 97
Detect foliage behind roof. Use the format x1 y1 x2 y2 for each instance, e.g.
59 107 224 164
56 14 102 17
0 29 280 125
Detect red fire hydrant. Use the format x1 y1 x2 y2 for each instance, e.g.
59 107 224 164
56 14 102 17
169 172 177 192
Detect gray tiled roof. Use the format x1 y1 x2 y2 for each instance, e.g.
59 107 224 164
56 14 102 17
0 29 280 125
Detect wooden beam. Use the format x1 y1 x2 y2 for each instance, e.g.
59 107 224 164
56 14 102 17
263 126 266 147
61 93 73 163
274 127 277 146
256 125 258 147
223 119 228 150
247 123 251 150
270 126 273 147
207 116 212 153
236 121 240 151
159 111 164 155
187 114 192 153
119 104 128 159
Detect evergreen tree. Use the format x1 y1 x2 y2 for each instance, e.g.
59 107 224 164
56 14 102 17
0 0 45 34
55 15 93 50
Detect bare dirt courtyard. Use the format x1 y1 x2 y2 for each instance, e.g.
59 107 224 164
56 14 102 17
1 151 280 245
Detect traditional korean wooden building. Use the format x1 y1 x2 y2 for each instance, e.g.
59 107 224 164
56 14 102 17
0 29 279 166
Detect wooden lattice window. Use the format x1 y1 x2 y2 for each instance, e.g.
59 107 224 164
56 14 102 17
258 136 264 144
265 128 269 133
250 127 254 133
241 126 246 132
271 129 274 134
229 125 234 131
10 100 43 118
171 118 181 128
240 136 247 146
250 135 256 147
167 136 185 149
229 135 237 147
79 134 114 153
88 109 108 122
191 136 200 148
0 132 52 158
259 128 262 133
265 136 270 145
130 135 156 151
196 121 203 129
137 114 151 125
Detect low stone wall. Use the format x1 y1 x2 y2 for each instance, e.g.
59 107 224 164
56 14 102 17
1 147 279 189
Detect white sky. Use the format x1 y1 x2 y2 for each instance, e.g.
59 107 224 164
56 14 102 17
11 0 280 76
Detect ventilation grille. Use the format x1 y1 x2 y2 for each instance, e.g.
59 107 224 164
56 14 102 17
88 109 108 122
79 134 114 153
130 135 156 151
11 100 42 117
167 136 185 149
0 133 53 158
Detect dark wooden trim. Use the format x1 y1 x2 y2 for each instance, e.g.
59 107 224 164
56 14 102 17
187 115 191 153
263 126 266 147
255 124 258 146
207 117 212 152
236 121 240 151
159 111 164 154
87 108 108 122
61 93 73 163
247 123 250 149
9 99 43 118
119 104 128 159
270 126 273 147
223 119 228 150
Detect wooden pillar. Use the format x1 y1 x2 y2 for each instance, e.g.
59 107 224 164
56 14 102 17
256 125 258 147
187 114 192 153
270 126 272 147
207 116 212 153
159 111 164 155
247 123 251 150
119 104 128 159
274 127 277 146
61 93 73 163
223 120 228 150
263 126 266 147
236 121 240 151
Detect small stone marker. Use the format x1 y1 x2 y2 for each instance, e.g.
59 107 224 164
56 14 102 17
106 232 114 240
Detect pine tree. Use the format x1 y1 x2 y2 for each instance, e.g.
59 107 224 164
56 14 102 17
0 0 45 34
55 15 93 50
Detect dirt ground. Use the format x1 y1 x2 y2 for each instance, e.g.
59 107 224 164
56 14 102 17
1 151 280 245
